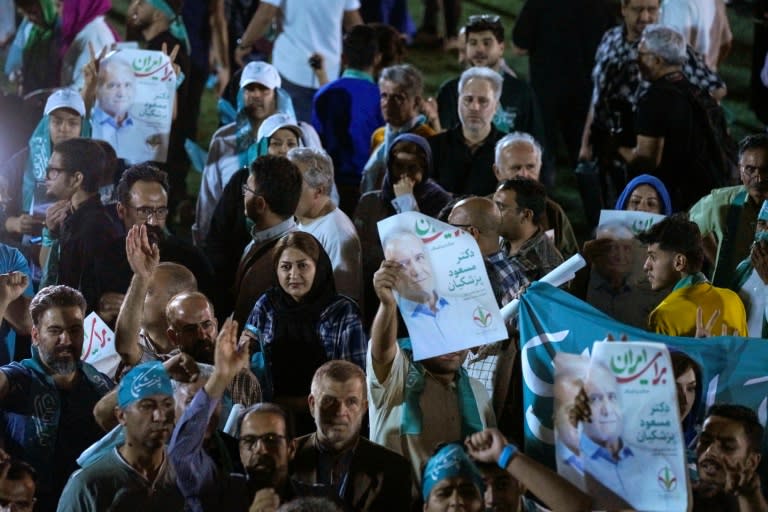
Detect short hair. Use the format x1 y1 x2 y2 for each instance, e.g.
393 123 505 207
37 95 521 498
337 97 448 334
5 459 37 483
91 139 119 186
115 163 170 206
706 404 764 454
494 132 543 166
496 178 547 225
287 147 334 195
277 497 342 512
272 231 322 272
636 214 705 272
165 291 214 327
249 155 303 218
343 24 378 70
30 285 87 327
238 402 295 440
370 22 406 69
464 14 505 43
641 25 686 65
154 262 198 295
738 133 768 159
311 360 366 397
458 67 503 102
52 138 106 193
379 64 424 99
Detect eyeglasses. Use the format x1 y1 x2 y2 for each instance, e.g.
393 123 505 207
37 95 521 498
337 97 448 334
242 184 259 196
45 166 68 180
127 206 169 220
467 14 501 25
239 433 286 451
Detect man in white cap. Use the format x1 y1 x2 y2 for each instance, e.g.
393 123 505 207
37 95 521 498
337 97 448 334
194 61 285 246
0 89 86 246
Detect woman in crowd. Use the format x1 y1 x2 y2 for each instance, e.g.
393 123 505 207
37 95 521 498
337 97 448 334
614 174 673 215
247 231 366 434
671 350 702 446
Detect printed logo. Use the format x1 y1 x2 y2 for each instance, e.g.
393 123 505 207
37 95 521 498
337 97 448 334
657 466 678 491
472 306 492 328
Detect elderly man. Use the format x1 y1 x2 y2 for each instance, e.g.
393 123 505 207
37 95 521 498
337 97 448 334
361 64 436 193
430 67 506 196
494 132 578 258
691 134 768 288
494 178 563 282
292 148 362 304
693 404 767 511
195 61 287 245
0 285 113 511
618 25 725 211
638 215 747 336
58 362 183 511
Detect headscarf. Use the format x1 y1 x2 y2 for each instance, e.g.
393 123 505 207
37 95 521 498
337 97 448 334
733 200 768 292
380 133 452 217
265 233 337 397
422 443 485 501
23 0 57 52
614 174 673 215
118 361 173 408
59 0 119 58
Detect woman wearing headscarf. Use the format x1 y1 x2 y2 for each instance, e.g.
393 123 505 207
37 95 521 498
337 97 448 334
247 231 366 434
614 174 673 215
353 133 451 328
59 0 119 90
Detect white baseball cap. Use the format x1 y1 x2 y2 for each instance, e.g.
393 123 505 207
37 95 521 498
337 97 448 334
257 113 302 142
44 88 86 117
240 61 281 90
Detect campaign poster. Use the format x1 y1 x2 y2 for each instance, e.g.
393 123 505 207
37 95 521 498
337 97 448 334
554 341 687 511
81 311 120 378
91 48 176 164
377 212 507 361
586 209 667 328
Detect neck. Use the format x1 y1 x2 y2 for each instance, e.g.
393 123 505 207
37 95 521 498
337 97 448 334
297 197 333 224
478 236 500 256
119 443 165 480
426 368 455 386
462 124 491 146
71 191 96 210
506 224 538 254
142 19 170 43
52 370 79 390
389 113 419 131
318 432 358 454
252 212 289 232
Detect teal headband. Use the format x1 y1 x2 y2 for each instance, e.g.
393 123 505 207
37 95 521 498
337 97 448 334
759 200 768 222
146 0 190 54
422 444 485 501
118 361 173 408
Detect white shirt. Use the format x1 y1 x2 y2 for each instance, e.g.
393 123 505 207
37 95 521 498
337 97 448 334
660 0 730 70
61 16 116 90
262 0 360 88
297 206 362 303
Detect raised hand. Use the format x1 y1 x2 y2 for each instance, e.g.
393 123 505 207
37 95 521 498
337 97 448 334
126 224 160 279
45 200 71 236
0 272 29 306
465 428 509 464
214 317 247 380
751 241 768 285
695 306 721 338
163 352 200 383
249 488 279 512
373 260 401 307
393 176 415 197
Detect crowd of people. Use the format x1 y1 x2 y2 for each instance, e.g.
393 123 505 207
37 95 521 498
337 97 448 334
0 0 767 510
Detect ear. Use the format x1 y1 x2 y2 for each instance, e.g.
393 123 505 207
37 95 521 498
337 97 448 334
746 452 761 473
31 326 39 346
166 328 178 346
672 253 688 272
116 202 127 220
413 95 423 110
492 163 504 182
286 437 297 461
115 406 127 426
307 394 316 418
520 207 534 224
498 40 506 53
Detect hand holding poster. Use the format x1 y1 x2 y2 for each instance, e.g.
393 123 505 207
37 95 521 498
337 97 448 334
555 342 687 511
91 49 176 164
81 312 120 378
377 212 507 360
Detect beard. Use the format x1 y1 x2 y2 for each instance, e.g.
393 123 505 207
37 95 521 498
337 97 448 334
41 347 78 375
247 454 278 488
183 339 214 364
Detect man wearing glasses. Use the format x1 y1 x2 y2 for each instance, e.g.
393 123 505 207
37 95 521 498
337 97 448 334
691 134 768 288
41 138 121 311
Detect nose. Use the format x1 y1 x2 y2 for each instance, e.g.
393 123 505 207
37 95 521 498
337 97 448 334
643 257 652 272
448 488 465 506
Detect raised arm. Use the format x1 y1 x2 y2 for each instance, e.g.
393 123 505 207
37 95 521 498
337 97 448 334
370 261 401 383
0 272 32 336
114 225 159 365
466 428 592 512
234 2 280 66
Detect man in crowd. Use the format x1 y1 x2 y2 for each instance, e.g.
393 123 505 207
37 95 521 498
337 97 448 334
0 257 33 364
195 61 283 245
290 360 413 509
618 24 721 211
0 459 37 512
693 404 768 511
494 132 578 258
436 15 546 181
291 148 362 304
311 24 384 213
233 155 303 328
494 178 564 282
57 362 184 511
368 257 496 483
732 200 768 338
0 285 113 510
430 67 506 196
42 138 121 311
690 134 768 287
361 64 435 192
638 215 747 336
